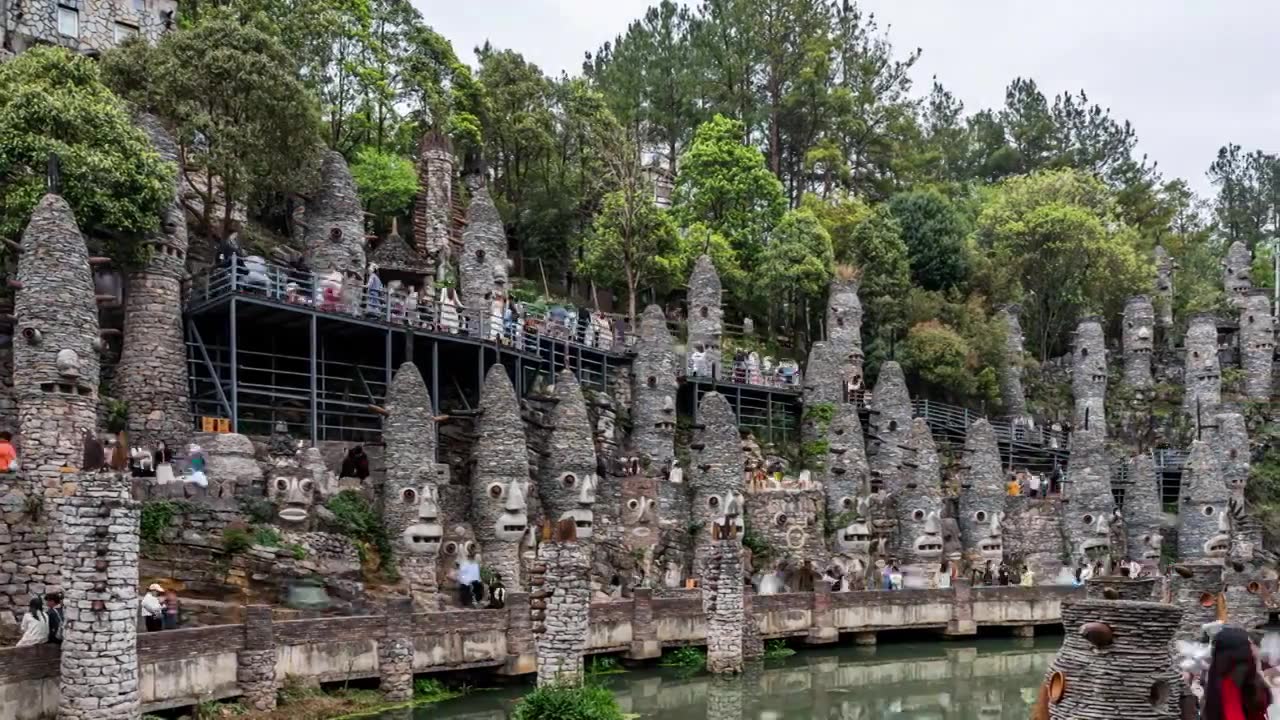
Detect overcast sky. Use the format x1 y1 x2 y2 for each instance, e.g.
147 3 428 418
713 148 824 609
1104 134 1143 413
416 0 1280 197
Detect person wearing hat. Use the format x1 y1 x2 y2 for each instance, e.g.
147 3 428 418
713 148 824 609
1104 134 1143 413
142 584 165 632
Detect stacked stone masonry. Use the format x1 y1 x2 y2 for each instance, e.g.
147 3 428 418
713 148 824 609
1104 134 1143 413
531 533 590 687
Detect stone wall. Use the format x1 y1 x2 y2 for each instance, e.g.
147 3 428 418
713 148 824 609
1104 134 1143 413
116 113 191 450
825 274 863 386
3 0 176 55
539 372 598 548
1182 313 1221 419
700 524 744 674
413 132 454 262
1169 562 1223 641
1003 496 1066 582
57 471 141 720
458 187 509 315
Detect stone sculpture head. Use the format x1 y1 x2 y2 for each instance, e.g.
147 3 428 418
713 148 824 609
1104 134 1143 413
398 474 444 556
621 475 659 551
440 522 479 570
541 371 600 540
477 478 528 543
832 495 872 555
268 463 316 525
1179 440 1232 561
901 507 944 561
958 420 1006 565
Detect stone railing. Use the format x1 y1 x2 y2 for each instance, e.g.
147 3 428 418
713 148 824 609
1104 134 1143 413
0 584 1079 719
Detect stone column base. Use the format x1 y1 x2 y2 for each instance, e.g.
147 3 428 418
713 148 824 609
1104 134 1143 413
806 626 838 645
378 637 414 701
237 649 278 712
1012 625 1035 638
498 653 537 676
853 632 877 646
944 619 977 637
625 640 661 660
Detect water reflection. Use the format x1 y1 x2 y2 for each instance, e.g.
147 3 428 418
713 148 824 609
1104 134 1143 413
393 637 1057 720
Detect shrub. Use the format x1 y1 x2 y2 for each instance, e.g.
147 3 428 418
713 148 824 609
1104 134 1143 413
140 501 177 545
764 639 796 660
414 677 460 703
252 525 281 548
512 684 624 720
658 646 706 670
324 490 396 577
586 655 625 676
222 528 252 555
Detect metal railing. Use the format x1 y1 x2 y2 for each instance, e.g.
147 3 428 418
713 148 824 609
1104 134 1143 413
187 258 638 358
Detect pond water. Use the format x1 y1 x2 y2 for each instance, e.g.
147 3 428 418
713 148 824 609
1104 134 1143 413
380 636 1059 720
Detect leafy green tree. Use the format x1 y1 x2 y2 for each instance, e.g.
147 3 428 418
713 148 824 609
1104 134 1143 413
887 188 969 291
974 168 1149 359
0 47 173 253
579 190 680 323
1208 143 1279 252
899 320 986 403
103 15 324 241
673 114 786 270
349 147 417 229
758 208 833 341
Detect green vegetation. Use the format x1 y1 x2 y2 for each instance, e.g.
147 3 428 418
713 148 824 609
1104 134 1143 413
659 646 706 671
287 544 309 561
764 639 796 660
0 47 173 267
413 677 462 703
325 490 397 580
253 525 282 548
512 683 625 720
587 655 627 676
350 147 419 231
222 527 253 555
140 501 196 546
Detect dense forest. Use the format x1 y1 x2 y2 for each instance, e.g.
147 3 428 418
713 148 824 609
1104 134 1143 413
1 0 1278 407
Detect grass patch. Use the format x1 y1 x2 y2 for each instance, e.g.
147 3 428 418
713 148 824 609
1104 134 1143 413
325 490 398 581
253 526 282 548
764 639 796 660
659 646 706 672
587 655 627 676
512 683 625 720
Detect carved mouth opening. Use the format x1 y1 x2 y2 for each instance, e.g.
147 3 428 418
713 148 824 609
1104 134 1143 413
503 524 526 533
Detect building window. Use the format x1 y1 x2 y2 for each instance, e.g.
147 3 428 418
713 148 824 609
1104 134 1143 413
114 22 138 42
57 5 79 37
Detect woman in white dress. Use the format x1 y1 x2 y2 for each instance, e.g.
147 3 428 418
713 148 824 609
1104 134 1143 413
438 287 460 334
16 597 48 646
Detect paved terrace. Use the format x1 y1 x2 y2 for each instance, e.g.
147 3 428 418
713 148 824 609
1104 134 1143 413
0 584 1076 719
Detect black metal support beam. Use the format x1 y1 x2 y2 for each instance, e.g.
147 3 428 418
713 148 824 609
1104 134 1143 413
309 314 318 444
229 297 239 432
189 320 232 419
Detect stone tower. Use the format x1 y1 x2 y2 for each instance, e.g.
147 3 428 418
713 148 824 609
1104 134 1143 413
382 362 447 610
539 371 598 542
689 393 744 579
687 255 724 378
824 401 872 582
1212 412 1249 502
1003 495 1066 583
304 150 366 280
825 270 864 387
531 521 590 687
459 186 509 313
894 419 945 583
1153 245 1175 328
630 305 678 473
1121 295 1154 390
413 130 454 262
996 305 1028 417
701 515 745 674
1062 456 1116 572
868 361 912 494
471 365 529 591
1124 454 1164 573
115 113 191 449
57 471 141 720
1182 313 1221 420
1177 440 1230 562
1071 316 1107 438
1239 290 1274 401
1223 240 1252 307
1041 599 1183 719
15 194 101 489
958 420 1005 569
801 341 845 443
1170 562 1224 641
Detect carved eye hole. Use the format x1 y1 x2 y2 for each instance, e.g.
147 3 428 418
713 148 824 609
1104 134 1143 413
646 376 656 388
774 513 788 527
488 484 503 499
699 306 708 318
562 474 576 488
444 542 458 555
836 317 844 327
275 478 289 492
975 511 987 523
912 510 924 521
1082 514 1094 526
1193 351 1199 359
401 488 418 505
1081 348 1089 358
708 496 720 509
1248 581 1262 594
888 420 898 432
841 497 854 510
834 428 845 436
300 480 314 494
1203 505 1215 517
627 499 640 510
476 249 486 261
464 541 477 555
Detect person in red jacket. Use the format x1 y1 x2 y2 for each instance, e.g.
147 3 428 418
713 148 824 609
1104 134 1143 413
1202 627 1271 720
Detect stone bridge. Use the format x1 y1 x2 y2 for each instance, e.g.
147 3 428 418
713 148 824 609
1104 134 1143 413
0 584 1076 719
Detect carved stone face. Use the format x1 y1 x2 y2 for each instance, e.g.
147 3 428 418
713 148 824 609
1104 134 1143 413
269 471 316 525
1071 509 1113 564
1136 529 1164 563
398 483 443 556
622 476 659 549
965 509 1004 563
477 478 528 543
550 471 598 539
697 488 746 536
440 523 478 568
902 508 944 561
832 495 872 554
750 493 822 554
1196 504 1232 558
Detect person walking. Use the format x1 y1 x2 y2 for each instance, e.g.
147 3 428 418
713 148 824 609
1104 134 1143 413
0 431 17 472
44 593 63 645
17 597 48 646
163 589 181 630
142 583 165 632
1199 626 1271 720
